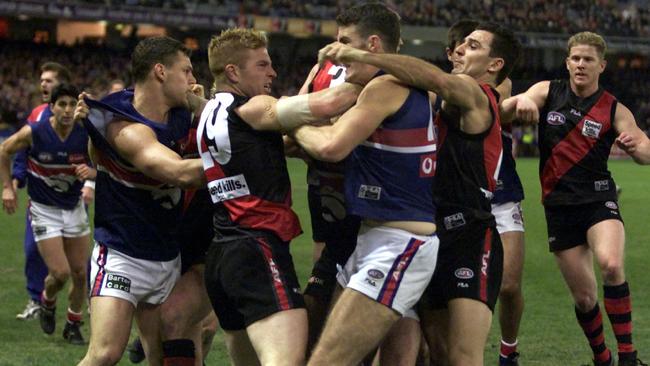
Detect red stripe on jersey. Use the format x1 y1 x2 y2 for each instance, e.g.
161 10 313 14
224 194 302 242
479 227 493 303
257 238 291 311
367 127 433 147
96 150 163 187
480 84 503 192
311 61 337 92
541 92 615 200
27 159 76 177
27 104 48 124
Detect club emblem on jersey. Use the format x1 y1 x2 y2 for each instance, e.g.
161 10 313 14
443 213 466 230
454 268 474 280
358 184 381 200
547 111 566 126
68 153 86 164
582 119 602 138
594 179 610 192
605 201 618 210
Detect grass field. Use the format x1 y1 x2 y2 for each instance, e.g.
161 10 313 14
0 158 648 365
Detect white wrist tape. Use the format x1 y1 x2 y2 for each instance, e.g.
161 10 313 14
276 94 315 130
83 180 96 189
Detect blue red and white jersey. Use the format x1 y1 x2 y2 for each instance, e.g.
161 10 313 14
345 86 437 223
12 104 53 187
83 90 191 261
26 119 89 210
492 125 524 204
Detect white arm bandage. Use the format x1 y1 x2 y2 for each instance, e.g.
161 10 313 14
275 94 317 130
83 180 96 189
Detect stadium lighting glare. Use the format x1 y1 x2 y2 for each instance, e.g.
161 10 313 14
412 38 423 46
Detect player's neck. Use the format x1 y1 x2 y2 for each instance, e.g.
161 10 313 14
133 84 171 124
49 117 73 141
570 80 599 98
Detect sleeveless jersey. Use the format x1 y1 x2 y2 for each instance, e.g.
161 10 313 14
345 86 437 222
433 84 503 229
492 124 525 204
12 104 53 187
26 120 89 209
197 92 301 242
83 90 191 261
308 61 349 222
538 80 618 206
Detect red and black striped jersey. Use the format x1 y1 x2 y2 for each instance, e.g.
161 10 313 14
538 80 618 206
433 84 503 230
197 92 301 242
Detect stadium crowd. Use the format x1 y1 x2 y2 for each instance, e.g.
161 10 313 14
2 2 650 366
76 0 650 37
2 39 649 143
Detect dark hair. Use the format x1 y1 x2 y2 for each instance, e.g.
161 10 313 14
131 36 191 83
447 19 479 51
50 83 79 104
41 62 72 83
475 22 521 84
336 2 401 53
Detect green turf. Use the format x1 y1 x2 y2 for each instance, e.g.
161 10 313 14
0 158 648 365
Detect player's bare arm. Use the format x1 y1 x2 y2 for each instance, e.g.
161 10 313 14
236 81 362 132
501 80 551 124
0 125 33 214
107 121 205 188
291 76 408 162
613 102 650 165
320 42 492 134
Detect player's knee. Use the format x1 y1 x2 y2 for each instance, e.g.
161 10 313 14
600 259 624 283
86 347 123 366
49 267 70 284
574 293 598 312
499 278 521 298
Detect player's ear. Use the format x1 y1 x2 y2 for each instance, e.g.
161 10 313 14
224 63 239 83
153 63 165 82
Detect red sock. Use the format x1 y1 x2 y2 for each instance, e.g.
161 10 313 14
500 339 518 357
604 282 635 357
41 291 56 308
67 308 83 323
576 303 612 364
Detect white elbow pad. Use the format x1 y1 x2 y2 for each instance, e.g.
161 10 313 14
275 94 315 130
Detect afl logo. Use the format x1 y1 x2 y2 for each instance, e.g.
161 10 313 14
454 268 474 279
547 111 566 126
367 269 385 280
38 152 53 162
605 201 618 210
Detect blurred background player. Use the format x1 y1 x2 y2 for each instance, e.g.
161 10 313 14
11 62 75 321
1 83 93 344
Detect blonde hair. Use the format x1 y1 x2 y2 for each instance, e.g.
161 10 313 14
208 28 268 85
567 32 607 59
